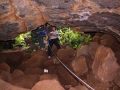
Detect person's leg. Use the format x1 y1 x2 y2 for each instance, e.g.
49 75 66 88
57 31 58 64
38 37 42 49
31 40 36 51
38 36 44 49
54 38 61 49
48 40 53 57
44 40 48 51
41 36 44 49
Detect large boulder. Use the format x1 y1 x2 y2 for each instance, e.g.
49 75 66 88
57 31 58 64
76 45 90 57
71 56 88 76
99 34 118 47
57 48 75 64
0 70 12 82
89 42 100 60
19 55 46 70
56 65 78 86
40 74 58 81
86 72 100 88
10 74 40 89
0 62 10 72
11 69 24 79
0 79 30 90
24 67 43 75
69 85 89 90
31 79 65 90
0 50 25 65
92 45 120 83
114 69 120 87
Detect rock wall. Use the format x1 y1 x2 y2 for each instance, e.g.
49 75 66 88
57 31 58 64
0 0 120 40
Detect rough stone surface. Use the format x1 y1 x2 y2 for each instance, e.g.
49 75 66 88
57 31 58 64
40 74 58 81
0 0 120 40
114 69 120 87
99 34 118 47
0 70 12 82
92 33 103 42
71 56 88 76
31 79 65 90
89 42 99 60
57 65 78 86
76 45 90 57
31 50 48 58
92 45 120 83
86 72 100 88
10 74 40 89
69 85 89 90
0 50 25 65
94 83 110 90
92 0 120 9
19 55 46 70
24 67 43 75
57 48 75 64
11 69 24 79
0 79 30 90
0 62 10 72
44 59 54 67
115 50 120 65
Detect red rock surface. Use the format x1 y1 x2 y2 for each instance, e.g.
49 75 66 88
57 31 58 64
0 0 120 40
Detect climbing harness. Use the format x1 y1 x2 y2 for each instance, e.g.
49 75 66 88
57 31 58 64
48 43 95 90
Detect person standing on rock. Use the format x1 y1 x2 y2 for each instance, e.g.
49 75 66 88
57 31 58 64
31 29 41 51
31 25 46 51
37 25 46 50
47 26 61 58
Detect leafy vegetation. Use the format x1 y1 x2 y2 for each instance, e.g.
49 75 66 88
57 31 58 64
14 32 31 50
58 27 92 49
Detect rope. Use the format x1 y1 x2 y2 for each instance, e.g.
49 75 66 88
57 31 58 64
48 43 95 90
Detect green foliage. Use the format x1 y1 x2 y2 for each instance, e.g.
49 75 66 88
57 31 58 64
58 27 92 49
14 32 31 50
14 34 25 47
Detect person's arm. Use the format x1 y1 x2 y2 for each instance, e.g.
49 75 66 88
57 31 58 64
48 33 52 36
51 31 59 36
51 33 58 36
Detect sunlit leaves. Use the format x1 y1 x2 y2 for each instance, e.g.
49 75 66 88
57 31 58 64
14 32 31 50
58 27 92 49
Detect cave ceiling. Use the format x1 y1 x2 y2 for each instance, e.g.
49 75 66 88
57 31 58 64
0 0 120 40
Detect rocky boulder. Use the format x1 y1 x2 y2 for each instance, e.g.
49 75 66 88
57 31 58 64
31 79 65 90
0 79 30 90
92 45 120 83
